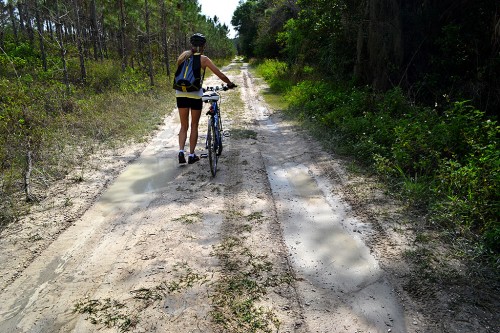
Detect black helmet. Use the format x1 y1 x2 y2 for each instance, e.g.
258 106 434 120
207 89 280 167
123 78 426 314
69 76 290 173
190 33 206 47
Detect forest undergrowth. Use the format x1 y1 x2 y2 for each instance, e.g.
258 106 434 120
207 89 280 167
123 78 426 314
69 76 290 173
254 59 499 271
0 42 177 229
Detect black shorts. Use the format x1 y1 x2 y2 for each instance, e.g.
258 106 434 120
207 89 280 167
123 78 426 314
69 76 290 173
176 97 203 110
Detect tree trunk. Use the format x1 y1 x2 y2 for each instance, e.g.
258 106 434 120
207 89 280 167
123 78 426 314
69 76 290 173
101 13 107 59
90 0 102 61
46 17 54 40
17 2 25 34
119 0 127 71
35 0 48 71
23 1 35 45
8 2 18 43
355 0 403 90
354 0 370 84
24 145 34 202
72 0 86 82
55 0 70 92
0 26 3 50
145 0 154 86
160 0 171 76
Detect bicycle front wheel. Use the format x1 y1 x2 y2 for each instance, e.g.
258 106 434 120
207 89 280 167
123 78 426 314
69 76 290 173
216 116 223 156
207 117 218 176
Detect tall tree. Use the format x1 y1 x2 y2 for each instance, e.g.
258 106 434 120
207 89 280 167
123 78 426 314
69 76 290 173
89 0 102 61
355 0 402 90
119 0 126 70
160 0 170 76
54 0 70 91
232 0 261 57
145 0 154 86
72 0 86 82
34 0 47 71
0 2 6 48
7 1 18 43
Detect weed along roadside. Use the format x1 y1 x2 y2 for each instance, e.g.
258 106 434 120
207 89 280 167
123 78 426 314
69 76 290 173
0 60 497 333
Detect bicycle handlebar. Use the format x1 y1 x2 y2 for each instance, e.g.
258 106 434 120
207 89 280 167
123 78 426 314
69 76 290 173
203 83 237 92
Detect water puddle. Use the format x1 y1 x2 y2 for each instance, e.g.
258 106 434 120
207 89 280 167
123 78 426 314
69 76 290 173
101 156 178 204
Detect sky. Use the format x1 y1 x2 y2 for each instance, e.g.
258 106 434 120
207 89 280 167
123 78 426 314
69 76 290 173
198 0 240 38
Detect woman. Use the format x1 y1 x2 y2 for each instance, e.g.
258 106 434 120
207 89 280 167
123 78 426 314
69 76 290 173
175 33 236 164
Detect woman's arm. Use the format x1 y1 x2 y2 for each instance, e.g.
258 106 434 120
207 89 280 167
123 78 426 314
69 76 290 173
202 56 235 87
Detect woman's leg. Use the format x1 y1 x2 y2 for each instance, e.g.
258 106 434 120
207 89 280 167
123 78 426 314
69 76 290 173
178 107 190 151
189 109 202 154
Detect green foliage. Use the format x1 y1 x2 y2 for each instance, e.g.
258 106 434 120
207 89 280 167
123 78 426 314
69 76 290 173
232 0 294 59
277 0 356 79
232 0 261 57
258 59 499 254
390 108 441 176
0 42 41 72
211 233 284 333
73 298 137 332
83 61 119 92
240 0 499 113
431 106 499 251
82 61 151 94
254 59 291 93
285 80 391 159
0 70 175 225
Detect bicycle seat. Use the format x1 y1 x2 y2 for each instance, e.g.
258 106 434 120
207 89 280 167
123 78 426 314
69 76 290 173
202 93 219 102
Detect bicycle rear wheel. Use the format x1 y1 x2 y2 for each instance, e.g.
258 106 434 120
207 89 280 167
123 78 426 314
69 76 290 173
207 117 218 176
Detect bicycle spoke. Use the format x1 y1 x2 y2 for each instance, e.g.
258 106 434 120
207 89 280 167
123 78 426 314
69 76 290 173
208 118 218 176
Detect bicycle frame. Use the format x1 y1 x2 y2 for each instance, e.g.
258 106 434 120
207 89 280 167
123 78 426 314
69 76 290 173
202 86 225 176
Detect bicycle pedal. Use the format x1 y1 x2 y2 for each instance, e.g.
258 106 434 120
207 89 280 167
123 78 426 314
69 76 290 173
200 153 208 158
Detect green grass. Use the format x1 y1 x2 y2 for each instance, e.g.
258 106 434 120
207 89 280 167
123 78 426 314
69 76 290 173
210 236 282 333
261 89 289 111
172 212 203 225
74 262 209 331
73 298 138 332
207 210 295 333
73 209 291 332
231 129 257 140
221 85 244 119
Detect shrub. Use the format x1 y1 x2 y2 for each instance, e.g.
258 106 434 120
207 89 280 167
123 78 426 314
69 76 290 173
274 72 499 254
119 68 151 94
390 108 442 176
255 59 292 93
431 107 499 251
84 60 122 93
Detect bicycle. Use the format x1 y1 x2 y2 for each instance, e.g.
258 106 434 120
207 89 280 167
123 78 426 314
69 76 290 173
202 84 232 176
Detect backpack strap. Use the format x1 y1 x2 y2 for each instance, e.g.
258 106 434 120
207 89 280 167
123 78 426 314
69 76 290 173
192 53 205 89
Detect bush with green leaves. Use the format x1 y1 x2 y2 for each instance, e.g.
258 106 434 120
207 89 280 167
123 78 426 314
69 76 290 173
430 104 499 251
253 59 292 93
257 60 499 255
285 81 396 160
80 60 122 93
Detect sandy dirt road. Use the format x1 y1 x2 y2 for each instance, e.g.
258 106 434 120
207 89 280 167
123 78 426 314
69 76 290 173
2 61 493 333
